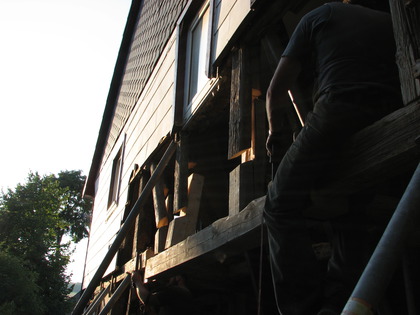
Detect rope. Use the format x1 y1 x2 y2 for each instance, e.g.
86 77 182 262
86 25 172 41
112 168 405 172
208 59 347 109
257 210 265 315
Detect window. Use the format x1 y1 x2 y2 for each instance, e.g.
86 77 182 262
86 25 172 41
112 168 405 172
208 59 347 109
184 1 212 116
108 146 123 208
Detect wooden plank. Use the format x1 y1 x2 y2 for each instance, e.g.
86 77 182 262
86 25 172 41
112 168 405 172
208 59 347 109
389 0 420 104
165 216 191 248
144 196 265 279
154 226 169 254
229 161 254 216
144 102 419 279
173 132 189 213
314 101 420 197
166 174 204 248
98 275 131 315
84 285 110 315
228 47 252 159
151 163 169 228
253 97 269 198
131 174 155 255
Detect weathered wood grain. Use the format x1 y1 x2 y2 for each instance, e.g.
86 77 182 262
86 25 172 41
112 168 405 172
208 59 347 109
389 0 420 104
228 47 252 159
144 196 265 279
316 101 420 195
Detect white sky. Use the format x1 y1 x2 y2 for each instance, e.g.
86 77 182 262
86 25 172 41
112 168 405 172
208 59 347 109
0 0 132 283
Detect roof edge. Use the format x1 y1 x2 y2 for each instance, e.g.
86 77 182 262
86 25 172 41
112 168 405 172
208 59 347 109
84 0 142 198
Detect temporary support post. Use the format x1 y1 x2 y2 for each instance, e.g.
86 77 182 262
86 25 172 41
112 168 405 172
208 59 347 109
98 275 131 315
342 162 420 314
72 141 176 315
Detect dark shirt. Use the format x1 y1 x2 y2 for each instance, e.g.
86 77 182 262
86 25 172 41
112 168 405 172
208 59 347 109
283 3 400 99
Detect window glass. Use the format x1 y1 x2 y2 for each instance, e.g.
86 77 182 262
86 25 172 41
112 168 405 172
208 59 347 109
108 148 122 208
186 4 210 106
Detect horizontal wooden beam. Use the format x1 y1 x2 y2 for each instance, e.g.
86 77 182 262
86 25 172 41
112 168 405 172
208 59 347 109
144 196 265 279
316 100 420 196
144 102 419 280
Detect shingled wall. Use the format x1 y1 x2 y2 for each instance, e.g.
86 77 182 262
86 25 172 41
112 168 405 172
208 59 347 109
104 0 189 161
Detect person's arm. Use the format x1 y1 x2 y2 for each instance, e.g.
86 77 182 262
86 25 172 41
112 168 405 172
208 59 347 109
266 56 301 155
131 271 150 305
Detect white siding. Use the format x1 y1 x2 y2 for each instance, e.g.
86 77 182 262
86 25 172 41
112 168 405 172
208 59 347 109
83 32 177 287
84 0 253 286
212 0 251 62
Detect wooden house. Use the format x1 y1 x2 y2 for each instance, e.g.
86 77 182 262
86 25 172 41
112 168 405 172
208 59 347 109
74 0 420 314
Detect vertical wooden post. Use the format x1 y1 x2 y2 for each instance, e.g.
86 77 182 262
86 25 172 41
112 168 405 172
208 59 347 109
131 175 143 258
252 96 268 199
151 162 170 254
389 0 420 105
228 46 252 160
173 132 189 213
131 173 154 256
165 173 204 248
228 45 269 215
151 163 169 228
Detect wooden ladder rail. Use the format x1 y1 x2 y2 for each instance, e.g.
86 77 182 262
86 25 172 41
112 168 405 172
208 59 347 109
83 285 110 315
97 275 131 315
72 140 177 315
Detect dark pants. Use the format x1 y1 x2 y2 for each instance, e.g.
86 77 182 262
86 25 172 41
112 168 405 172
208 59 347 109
264 86 401 314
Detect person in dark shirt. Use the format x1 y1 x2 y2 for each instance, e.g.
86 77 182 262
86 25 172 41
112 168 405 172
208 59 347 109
264 1 402 314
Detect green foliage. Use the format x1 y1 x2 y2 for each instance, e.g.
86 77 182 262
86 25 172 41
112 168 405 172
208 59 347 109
0 251 44 315
0 170 92 314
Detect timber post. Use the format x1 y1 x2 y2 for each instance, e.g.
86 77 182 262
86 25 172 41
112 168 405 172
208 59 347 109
72 141 177 315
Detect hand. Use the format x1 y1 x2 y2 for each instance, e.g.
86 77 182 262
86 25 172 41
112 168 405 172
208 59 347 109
266 131 282 156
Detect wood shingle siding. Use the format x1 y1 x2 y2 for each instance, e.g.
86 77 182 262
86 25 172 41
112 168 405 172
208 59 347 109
104 0 189 163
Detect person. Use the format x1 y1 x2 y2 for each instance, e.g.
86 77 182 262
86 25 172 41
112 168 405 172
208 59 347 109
131 270 192 315
264 1 402 314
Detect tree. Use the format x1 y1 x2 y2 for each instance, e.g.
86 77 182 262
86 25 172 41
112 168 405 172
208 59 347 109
0 251 44 315
0 170 92 314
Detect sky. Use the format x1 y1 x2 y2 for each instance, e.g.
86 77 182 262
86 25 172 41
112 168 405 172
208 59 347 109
0 0 132 283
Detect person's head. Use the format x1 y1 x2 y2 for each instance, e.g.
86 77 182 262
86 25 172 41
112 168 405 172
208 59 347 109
342 0 390 12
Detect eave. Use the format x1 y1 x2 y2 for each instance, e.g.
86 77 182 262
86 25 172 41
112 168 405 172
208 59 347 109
83 0 141 198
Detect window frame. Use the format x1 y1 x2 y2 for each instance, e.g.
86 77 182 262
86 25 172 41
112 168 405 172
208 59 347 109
107 138 125 209
184 1 211 107
173 0 215 127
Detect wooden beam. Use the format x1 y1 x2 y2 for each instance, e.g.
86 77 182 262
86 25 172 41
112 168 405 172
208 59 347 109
228 46 252 159
229 161 254 216
314 101 420 197
144 196 265 279
173 132 189 213
84 285 110 315
253 97 269 198
131 175 144 259
144 102 419 279
389 0 420 104
73 142 176 315
132 173 155 255
165 174 204 248
154 225 169 253
151 163 169 228
98 276 131 315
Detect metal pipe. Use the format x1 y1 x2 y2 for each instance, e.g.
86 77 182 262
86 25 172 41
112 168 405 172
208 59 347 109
342 162 420 314
72 141 176 315
98 275 131 315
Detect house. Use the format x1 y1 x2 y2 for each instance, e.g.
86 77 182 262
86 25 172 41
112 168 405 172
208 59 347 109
74 0 420 314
